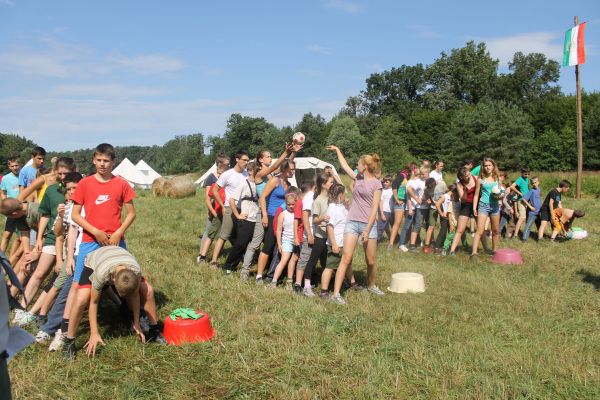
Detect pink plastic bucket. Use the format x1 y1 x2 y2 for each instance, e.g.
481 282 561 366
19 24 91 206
491 248 523 265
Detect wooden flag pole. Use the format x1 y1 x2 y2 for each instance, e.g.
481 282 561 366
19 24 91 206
575 15 583 199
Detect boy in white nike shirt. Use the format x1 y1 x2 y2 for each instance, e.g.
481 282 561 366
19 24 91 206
63 143 137 358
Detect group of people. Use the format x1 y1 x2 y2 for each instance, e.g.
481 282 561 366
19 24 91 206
198 145 586 305
0 140 586 362
1 144 166 361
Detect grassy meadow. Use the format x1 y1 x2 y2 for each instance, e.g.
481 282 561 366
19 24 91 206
7 171 600 399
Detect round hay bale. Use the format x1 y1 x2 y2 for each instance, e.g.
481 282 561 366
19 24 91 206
152 177 168 197
164 175 196 198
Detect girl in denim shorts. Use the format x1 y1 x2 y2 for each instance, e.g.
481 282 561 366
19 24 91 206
471 158 502 258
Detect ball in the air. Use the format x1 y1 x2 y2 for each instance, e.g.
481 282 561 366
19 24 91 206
292 132 306 144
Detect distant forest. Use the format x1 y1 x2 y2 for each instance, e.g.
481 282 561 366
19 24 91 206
2 41 600 176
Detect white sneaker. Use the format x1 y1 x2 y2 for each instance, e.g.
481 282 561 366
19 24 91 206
11 309 24 325
367 286 385 296
303 286 316 297
48 329 66 352
15 310 36 327
35 330 51 344
399 245 409 252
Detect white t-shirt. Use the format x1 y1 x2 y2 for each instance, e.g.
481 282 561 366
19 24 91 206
231 181 259 222
326 203 347 247
407 178 426 209
381 188 393 213
430 170 443 183
281 209 295 243
441 193 452 214
65 203 84 256
302 191 314 238
216 168 248 206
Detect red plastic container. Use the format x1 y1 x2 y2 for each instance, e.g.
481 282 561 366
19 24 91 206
491 248 523 265
163 310 215 345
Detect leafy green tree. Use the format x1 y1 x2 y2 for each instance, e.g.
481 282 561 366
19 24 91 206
528 126 577 171
0 133 38 174
441 101 534 170
369 115 414 173
294 113 329 159
495 52 561 106
325 116 364 165
424 41 499 109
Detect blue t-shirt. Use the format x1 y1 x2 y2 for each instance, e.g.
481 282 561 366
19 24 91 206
523 187 542 216
266 178 286 216
18 165 38 188
0 173 19 198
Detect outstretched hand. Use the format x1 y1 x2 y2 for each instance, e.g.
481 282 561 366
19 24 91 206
84 333 106 357
326 145 339 152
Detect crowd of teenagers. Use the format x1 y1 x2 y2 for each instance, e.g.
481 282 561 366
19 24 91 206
0 141 586 361
196 144 585 305
1 144 166 361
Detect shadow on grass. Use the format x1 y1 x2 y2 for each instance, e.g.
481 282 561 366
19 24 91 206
577 269 600 290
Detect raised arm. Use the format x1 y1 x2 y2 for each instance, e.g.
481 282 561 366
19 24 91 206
255 143 299 180
326 146 357 180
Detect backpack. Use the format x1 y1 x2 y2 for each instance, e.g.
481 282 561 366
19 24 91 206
236 180 257 214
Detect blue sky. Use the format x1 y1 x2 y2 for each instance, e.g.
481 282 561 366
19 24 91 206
0 0 598 151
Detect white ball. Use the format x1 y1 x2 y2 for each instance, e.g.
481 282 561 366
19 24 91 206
491 187 500 194
292 132 305 144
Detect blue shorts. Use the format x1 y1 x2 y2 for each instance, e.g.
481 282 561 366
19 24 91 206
281 239 295 253
74 240 127 285
344 220 378 240
477 202 500 217
393 202 406 212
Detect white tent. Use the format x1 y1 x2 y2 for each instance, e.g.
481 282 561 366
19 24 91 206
135 160 162 185
113 158 151 189
194 157 338 187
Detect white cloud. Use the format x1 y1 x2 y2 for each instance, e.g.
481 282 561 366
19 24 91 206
0 51 73 77
483 32 563 65
306 44 332 55
0 95 344 151
52 84 165 98
109 54 185 74
409 24 441 39
323 0 363 14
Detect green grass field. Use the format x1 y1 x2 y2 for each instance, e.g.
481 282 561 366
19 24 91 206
7 172 600 399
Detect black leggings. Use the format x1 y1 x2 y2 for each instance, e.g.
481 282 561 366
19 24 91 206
434 217 449 249
260 215 277 256
223 219 256 271
304 237 327 283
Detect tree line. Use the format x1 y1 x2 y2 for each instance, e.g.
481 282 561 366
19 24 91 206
2 41 599 176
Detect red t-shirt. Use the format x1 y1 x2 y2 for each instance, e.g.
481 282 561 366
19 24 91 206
71 174 136 243
209 182 226 216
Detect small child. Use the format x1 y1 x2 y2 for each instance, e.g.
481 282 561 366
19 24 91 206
434 184 456 252
270 192 298 288
377 175 393 241
521 176 542 241
425 177 447 252
294 181 316 293
499 181 516 237
197 164 227 266
551 208 585 240
509 167 531 239
538 180 570 240
321 184 348 299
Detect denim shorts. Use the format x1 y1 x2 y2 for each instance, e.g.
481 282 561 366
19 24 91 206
281 239 295 253
477 201 500 216
393 202 406 212
344 220 378 239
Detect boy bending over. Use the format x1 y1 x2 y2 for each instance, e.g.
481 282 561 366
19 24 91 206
64 246 165 358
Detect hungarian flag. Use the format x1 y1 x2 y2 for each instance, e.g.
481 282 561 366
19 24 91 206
563 22 586 66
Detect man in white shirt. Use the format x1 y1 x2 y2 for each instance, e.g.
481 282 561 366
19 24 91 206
210 150 250 267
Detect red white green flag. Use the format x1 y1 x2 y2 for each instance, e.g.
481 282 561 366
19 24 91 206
563 22 586 67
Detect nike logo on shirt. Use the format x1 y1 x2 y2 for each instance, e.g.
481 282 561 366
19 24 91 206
95 195 110 205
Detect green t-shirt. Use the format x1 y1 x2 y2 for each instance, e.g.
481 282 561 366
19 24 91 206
311 194 329 239
38 183 65 246
514 176 529 200
470 165 481 177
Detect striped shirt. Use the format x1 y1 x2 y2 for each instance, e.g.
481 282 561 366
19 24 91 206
84 246 142 292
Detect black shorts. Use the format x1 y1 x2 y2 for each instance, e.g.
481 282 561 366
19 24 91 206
459 202 474 218
3 217 17 233
540 207 550 221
